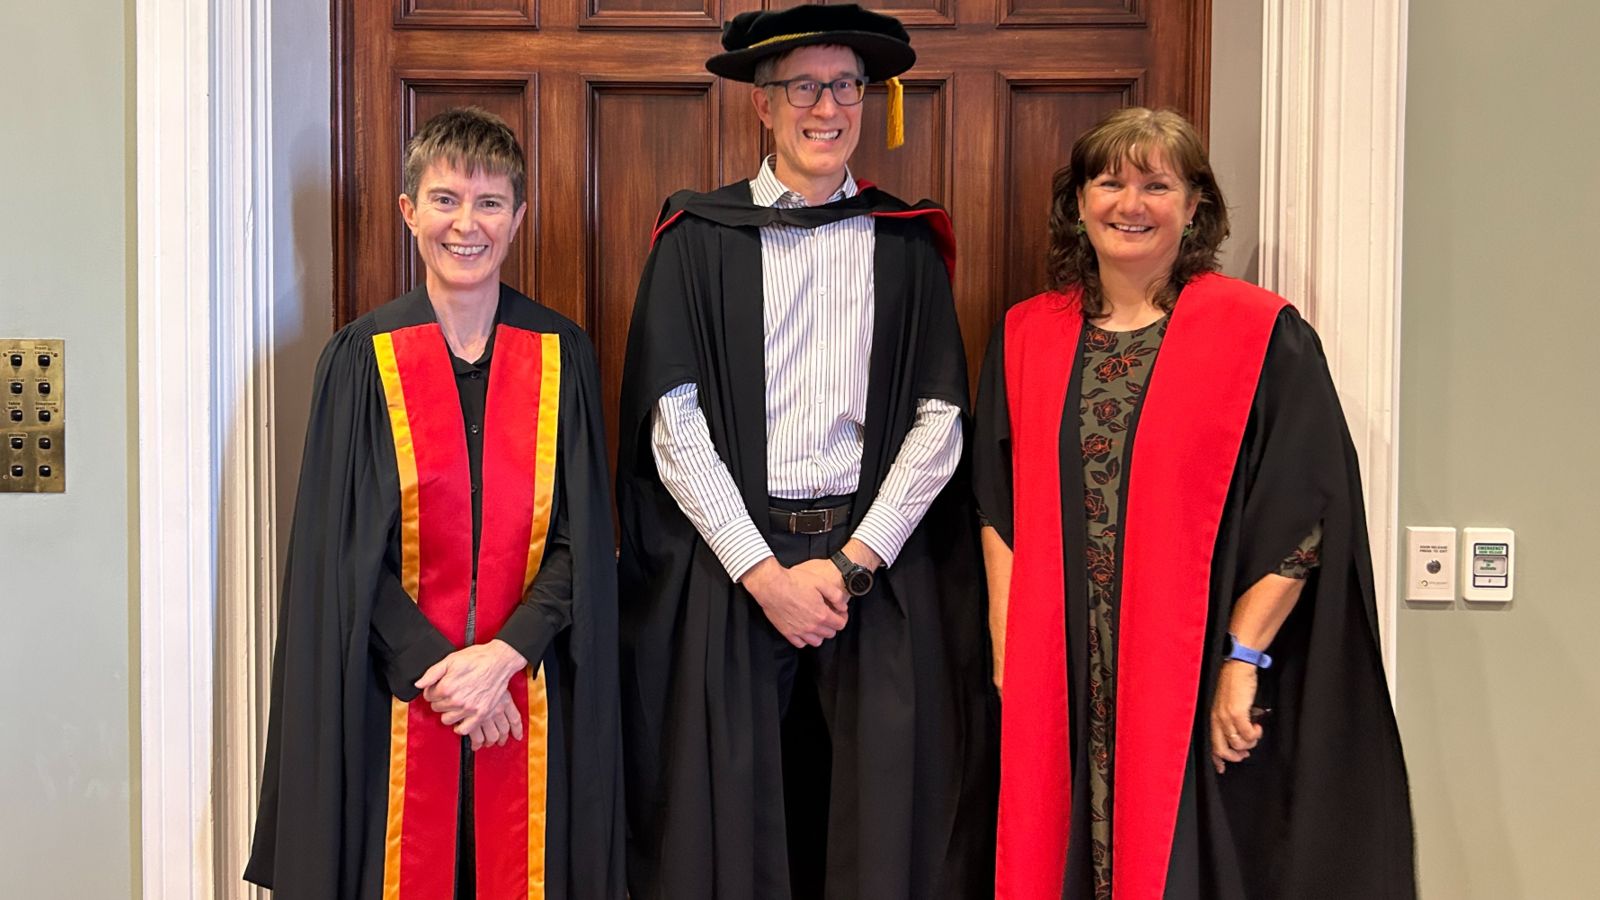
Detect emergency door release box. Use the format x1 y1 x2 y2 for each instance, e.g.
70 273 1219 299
1405 526 1456 602
1460 527 1514 603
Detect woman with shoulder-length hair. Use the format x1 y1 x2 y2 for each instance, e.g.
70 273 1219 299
974 107 1415 899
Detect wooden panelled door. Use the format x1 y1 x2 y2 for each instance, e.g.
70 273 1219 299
335 0 1211 464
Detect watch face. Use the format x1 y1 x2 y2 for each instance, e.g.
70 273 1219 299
846 570 873 596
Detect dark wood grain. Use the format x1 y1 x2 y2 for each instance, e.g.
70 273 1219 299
770 0 955 27
581 0 720 29
1000 0 1140 28
586 77 720 468
395 0 538 28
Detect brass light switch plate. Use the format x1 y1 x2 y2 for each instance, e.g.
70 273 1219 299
2 339 64 493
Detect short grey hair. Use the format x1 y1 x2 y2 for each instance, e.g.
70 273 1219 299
753 45 866 87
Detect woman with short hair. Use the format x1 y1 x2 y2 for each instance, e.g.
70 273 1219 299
247 107 624 900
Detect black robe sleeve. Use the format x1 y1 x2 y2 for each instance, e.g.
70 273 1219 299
245 314 397 895
369 569 454 701
543 319 628 900
972 324 1014 547
494 467 575 666
1201 306 1416 898
1228 308 1351 586
616 206 706 440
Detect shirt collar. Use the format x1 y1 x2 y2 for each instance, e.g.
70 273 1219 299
751 155 858 209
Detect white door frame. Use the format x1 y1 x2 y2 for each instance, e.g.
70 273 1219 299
135 0 1411 894
137 0 278 896
136 0 216 896
1258 0 1409 686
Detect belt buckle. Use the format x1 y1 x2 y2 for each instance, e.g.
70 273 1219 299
792 508 831 534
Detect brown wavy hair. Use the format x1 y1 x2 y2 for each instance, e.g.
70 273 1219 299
1045 107 1229 316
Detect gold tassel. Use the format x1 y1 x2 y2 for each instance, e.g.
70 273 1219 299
886 76 904 150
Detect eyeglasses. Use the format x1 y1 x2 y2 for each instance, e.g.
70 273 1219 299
758 76 868 108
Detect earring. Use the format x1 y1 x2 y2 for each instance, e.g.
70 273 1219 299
1075 219 1087 235
1182 221 1195 238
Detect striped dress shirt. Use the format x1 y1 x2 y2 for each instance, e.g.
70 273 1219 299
650 157 963 581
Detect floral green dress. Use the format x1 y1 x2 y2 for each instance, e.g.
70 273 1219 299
1075 318 1320 898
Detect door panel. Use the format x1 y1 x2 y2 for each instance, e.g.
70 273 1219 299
999 0 1141 27
396 0 537 28
586 77 723 454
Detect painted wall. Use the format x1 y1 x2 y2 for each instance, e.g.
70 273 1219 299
0 0 138 897
271 0 335 565
1209 0 1263 283
1398 0 1600 895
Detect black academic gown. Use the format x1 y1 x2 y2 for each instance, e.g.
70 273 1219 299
245 286 626 900
617 182 998 900
974 286 1416 899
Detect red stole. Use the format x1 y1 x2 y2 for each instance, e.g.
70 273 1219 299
372 323 562 900
994 274 1284 899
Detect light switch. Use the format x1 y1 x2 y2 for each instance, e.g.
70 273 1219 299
1406 526 1457 602
1461 527 1514 603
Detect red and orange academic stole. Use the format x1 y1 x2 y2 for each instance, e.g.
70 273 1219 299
374 323 561 899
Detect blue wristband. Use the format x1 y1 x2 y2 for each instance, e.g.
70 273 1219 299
1225 633 1273 669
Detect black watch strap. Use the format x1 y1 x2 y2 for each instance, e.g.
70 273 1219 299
831 550 874 597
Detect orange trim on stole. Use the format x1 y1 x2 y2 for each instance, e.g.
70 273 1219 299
383 698 410 900
376 333 423 598
374 333 421 900
523 332 561 898
523 332 561 586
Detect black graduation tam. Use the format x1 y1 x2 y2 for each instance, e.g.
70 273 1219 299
706 3 915 84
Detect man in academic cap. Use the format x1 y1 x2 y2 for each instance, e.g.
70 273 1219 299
617 5 997 898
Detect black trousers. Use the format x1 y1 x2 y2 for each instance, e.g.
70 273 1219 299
767 495 855 900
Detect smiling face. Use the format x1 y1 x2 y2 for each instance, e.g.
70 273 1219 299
397 160 527 301
752 44 864 203
1075 147 1201 283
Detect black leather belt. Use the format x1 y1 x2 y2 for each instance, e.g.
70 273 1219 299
768 503 853 535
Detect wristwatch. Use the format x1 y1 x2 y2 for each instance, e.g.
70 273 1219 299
1224 633 1273 669
831 551 875 597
